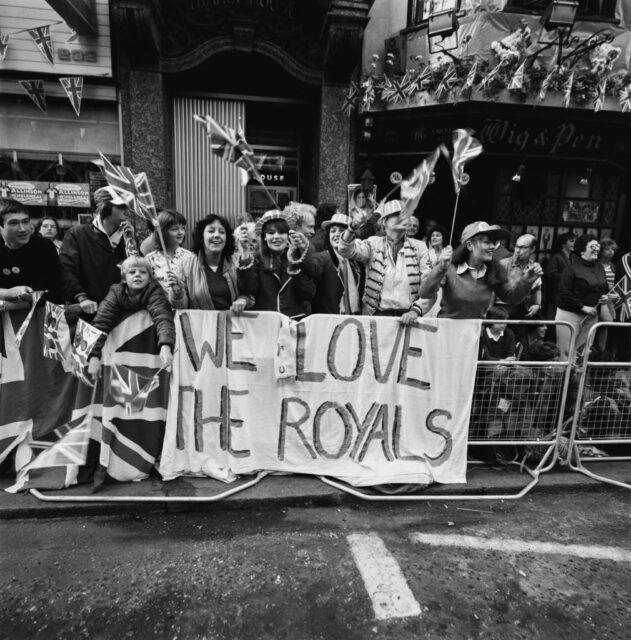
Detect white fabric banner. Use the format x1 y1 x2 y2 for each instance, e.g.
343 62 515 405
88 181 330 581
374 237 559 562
159 311 481 487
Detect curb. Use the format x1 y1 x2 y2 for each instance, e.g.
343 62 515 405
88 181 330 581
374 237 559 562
2 463 630 520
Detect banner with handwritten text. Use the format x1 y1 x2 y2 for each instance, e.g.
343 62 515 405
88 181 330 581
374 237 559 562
159 311 481 487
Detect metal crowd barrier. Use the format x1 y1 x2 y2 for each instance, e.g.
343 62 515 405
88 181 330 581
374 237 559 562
566 321 631 489
320 320 577 501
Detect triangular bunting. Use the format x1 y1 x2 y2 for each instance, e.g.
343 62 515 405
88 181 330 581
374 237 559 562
508 61 526 90
27 25 54 65
19 79 46 113
594 78 607 113
59 76 83 117
0 34 10 62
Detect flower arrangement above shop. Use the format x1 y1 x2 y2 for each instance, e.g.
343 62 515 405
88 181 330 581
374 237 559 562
343 10 631 115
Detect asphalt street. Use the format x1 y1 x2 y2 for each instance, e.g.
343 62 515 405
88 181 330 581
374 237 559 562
1 490 630 640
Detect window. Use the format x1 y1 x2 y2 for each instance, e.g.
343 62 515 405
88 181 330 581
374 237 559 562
408 0 460 27
505 0 617 21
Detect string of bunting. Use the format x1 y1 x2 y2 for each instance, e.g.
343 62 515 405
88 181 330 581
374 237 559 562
0 21 63 65
342 36 631 115
17 76 84 116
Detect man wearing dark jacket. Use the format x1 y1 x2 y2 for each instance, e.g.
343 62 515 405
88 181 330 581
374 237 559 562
59 186 133 314
0 197 63 308
303 213 364 314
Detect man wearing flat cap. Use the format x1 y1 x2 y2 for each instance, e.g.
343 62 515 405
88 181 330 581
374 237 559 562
59 186 134 315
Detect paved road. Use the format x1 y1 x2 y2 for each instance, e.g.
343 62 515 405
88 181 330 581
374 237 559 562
1 490 630 640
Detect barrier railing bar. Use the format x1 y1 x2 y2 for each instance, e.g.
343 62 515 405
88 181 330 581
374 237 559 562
566 321 631 489
28 471 270 503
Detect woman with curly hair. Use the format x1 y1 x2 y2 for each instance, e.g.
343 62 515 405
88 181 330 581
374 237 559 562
167 213 251 312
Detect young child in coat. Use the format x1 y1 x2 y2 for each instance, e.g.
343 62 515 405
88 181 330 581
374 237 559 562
87 256 175 382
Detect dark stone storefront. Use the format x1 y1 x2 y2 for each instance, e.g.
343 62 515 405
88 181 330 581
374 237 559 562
112 0 375 217
359 101 631 254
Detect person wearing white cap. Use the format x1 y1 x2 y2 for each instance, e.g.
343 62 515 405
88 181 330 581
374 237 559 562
59 186 134 314
338 199 432 321
419 221 543 319
302 212 364 315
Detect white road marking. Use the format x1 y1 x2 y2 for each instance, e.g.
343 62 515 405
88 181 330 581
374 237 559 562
410 532 631 563
347 533 421 620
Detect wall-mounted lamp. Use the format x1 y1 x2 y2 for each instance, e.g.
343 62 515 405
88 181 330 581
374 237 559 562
512 163 526 183
578 168 592 186
56 152 67 177
544 0 579 31
427 1 460 54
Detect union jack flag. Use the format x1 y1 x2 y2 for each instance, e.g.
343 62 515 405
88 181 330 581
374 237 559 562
412 64 434 94
448 129 483 194
108 362 161 416
28 25 54 64
70 319 106 387
342 81 360 116
0 34 9 62
194 115 265 185
19 79 46 113
538 67 556 102
94 152 159 226
14 290 46 348
59 76 83 117
9 408 95 492
460 59 479 95
434 63 458 100
360 76 376 111
612 255 631 322
381 75 411 106
399 148 440 221
508 61 526 91
43 301 72 369
594 78 607 113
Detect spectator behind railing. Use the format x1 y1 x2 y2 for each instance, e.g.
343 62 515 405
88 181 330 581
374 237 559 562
545 231 576 323
59 186 134 317
167 214 252 314
311 202 338 252
426 224 448 267
555 234 615 361
87 256 175 382
302 213 364 315
596 238 619 351
496 234 543 344
419 222 542 319
479 305 516 361
145 210 192 297
37 216 63 253
0 197 63 309
338 199 432 324
236 209 315 320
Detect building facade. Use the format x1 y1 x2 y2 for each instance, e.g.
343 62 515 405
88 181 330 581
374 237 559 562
355 0 631 256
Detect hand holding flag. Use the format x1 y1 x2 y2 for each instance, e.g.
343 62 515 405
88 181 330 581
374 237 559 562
398 148 440 221
194 114 276 206
444 129 483 195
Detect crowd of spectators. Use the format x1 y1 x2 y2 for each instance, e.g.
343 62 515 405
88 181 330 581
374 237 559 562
0 192 629 369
